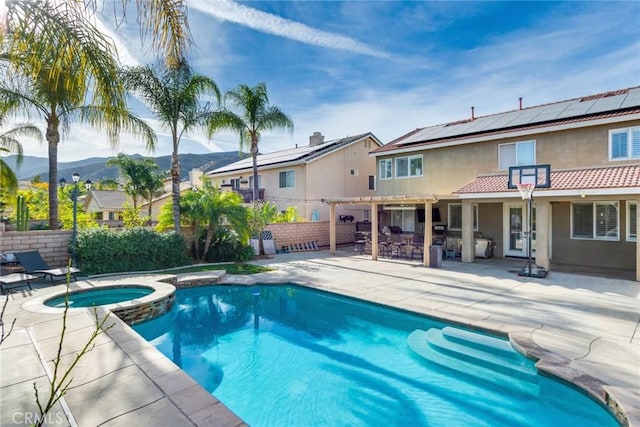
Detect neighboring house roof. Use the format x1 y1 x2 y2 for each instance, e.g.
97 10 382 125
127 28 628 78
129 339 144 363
87 190 128 210
139 181 194 208
373 87 640 155
455 165 640 199
207 132 382 175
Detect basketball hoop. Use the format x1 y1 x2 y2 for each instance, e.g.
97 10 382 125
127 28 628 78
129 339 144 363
516 183 535 200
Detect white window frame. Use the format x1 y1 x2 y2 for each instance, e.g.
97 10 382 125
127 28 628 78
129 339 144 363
394 155 423 178
571 201 619 241
498 140 536 170
379 159 392 180
448 203 478 231
279 170 295 188
627 201 637 242
609 127 640 161
249 174 261 189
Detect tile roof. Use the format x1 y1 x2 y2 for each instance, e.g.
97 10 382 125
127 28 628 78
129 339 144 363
208 132 381 175
373 86 640 154
455 165 640 195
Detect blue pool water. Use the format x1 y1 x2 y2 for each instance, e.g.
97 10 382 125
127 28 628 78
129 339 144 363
45 286 153 307
133 285 618 427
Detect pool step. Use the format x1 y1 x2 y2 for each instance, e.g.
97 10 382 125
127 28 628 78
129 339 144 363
407 327 539 397
441 326 521 361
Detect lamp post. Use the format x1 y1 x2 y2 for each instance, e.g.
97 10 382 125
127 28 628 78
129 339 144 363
59 172 91 268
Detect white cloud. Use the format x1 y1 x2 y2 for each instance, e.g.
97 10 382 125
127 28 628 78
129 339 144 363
11 1 639 165
188 0 391 59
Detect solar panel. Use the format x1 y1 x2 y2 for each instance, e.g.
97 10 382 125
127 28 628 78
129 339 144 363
620 87 640 108
395 87 640 147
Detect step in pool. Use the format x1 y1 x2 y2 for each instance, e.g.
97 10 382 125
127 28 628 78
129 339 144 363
407 327 539 397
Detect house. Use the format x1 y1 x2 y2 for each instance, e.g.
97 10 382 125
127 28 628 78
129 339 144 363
85 170 204 226
139 169 204 223
84 190 128 227
370 87 640 280
205 132 383 222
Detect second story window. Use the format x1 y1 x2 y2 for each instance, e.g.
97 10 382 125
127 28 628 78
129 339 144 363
379 159 392 180
395 155 423 178
610 127 640 160
499 140 535 170
279 170 295 188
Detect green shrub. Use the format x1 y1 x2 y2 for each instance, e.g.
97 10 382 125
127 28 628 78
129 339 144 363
76 228 191 275
202 228 255 263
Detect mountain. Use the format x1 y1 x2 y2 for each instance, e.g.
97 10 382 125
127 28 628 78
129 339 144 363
4 152 251 182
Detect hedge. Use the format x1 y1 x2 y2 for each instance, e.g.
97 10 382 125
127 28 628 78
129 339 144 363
76 228 192 275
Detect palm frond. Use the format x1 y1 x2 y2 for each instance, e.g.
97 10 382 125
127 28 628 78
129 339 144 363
0 159 19 195
133 0 192 68
73 105 157 151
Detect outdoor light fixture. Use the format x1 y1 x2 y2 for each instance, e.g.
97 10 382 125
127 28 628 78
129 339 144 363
59 172 82 267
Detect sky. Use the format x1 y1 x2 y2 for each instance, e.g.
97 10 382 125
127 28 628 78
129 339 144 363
10 0 640 162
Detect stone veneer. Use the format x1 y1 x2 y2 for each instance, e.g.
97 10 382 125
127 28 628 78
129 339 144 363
111 293 175 325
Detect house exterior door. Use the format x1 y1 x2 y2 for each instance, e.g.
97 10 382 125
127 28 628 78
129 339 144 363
504 203 536 257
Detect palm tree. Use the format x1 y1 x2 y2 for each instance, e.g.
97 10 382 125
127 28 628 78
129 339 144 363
209 82 294 205
119 62 222 232
0 2 156 228
106 153 164 216
179 186 248 262
0 117 43 196
138 165 166 225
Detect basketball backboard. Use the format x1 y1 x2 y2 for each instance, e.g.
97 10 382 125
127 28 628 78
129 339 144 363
507 164 551 189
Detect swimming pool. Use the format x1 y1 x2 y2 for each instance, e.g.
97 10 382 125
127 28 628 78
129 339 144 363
45 286 154 308
133 284 618 426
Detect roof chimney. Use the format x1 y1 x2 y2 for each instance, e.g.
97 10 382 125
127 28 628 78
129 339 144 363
519 97 523 110
309 131 325 146
471 106 475 120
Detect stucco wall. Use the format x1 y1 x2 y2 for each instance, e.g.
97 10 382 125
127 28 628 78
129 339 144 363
206 136 379 223
551 202 635 270
376 119 640 197
477 203 504 257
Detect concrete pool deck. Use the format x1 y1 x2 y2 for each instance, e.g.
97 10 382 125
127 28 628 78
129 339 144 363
1 250 638 426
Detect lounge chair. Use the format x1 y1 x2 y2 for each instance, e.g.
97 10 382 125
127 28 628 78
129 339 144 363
14 251 80 283
0 273 37 294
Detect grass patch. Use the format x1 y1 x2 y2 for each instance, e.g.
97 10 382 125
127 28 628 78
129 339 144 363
163 263 272 275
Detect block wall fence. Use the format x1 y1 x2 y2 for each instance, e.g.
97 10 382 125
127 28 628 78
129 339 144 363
0 230 73 267
0 221 357 267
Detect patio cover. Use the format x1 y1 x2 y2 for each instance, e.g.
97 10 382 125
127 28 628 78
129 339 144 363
324 194 438 267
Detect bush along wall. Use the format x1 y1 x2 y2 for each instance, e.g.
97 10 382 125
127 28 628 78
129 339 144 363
76 228 192 275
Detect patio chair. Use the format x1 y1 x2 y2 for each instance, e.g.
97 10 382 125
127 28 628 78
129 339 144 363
14 251 80 283
411 234 424 260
